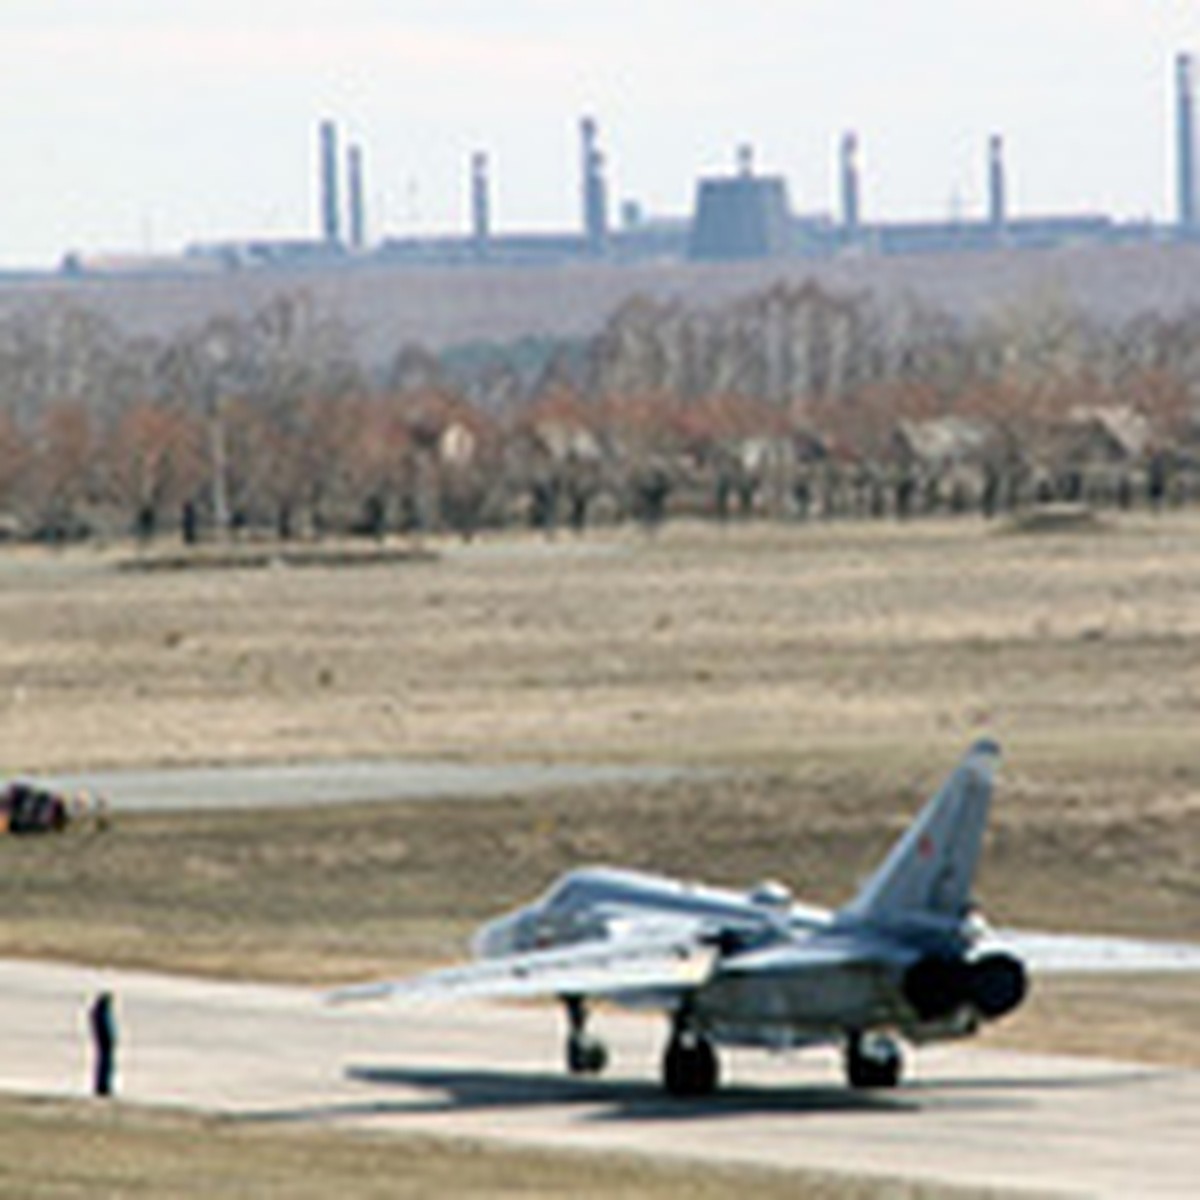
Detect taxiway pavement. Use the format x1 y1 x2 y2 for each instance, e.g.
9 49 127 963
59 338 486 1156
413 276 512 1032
34 761 693 813
0 958 1195 1198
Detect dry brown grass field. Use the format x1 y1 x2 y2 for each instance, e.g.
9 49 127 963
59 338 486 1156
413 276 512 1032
5 1097 958 1200
3 514 1200 775
1 513 1197 1195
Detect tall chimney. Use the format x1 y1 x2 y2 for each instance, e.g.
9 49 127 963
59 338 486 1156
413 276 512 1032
1178 53 1197 230
988 134 1007 233
347 143 366 251
840 131 861 233
470 151 491 256
580 116 608 253
319 119 341 246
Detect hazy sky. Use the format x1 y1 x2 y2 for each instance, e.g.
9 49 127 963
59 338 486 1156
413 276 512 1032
2 2 1199 267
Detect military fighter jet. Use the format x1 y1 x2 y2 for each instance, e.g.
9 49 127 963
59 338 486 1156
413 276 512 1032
335 739 1200 1095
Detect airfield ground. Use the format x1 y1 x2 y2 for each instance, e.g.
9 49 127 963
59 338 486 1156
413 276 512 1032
0 1097 846 1200
1 514 1198 1195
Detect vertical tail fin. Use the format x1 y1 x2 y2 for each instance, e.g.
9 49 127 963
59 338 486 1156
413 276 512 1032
841 739 1000 925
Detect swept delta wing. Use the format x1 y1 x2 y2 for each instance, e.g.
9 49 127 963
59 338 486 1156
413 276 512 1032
332 928 717 1004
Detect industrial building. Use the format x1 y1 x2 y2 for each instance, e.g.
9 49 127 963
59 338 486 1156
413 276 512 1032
0 43 1172 294
169 49 1200 277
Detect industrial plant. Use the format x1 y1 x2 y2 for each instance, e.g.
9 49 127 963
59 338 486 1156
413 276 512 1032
166 50 1200 274
1 49 1198 372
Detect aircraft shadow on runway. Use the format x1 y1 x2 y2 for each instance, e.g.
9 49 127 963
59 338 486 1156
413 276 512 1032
233 1065 908 1128
344 1064 919 1123
239 1059 1168 1130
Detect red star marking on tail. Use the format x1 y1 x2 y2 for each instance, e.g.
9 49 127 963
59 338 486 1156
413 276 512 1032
918 834 935 860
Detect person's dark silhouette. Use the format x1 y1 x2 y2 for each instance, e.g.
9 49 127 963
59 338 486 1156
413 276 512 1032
89 992 117 1097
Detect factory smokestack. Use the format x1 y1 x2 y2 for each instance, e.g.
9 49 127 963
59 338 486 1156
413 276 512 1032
347 143 366 251
580 116 609 253
840 131 861 234
470 151 491 257
988 134 1007 234
319 119 341 246
1178 53 1197 231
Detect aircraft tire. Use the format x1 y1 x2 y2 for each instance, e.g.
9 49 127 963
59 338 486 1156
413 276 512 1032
567 1034 608 1075
662 1032 719 1098
846 1032 903 1089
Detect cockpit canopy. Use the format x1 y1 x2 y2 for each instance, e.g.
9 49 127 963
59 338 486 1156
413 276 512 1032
747 879 794 911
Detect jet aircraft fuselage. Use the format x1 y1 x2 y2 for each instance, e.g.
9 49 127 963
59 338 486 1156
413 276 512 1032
335 739 1200 1096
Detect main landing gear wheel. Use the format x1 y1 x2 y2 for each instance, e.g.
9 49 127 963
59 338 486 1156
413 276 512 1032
568 1034 608 1075
563 996 608 1076
845 1031 903 1089
662 1026 720 1098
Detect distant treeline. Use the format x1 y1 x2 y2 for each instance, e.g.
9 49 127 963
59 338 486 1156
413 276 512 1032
1 282 1199 542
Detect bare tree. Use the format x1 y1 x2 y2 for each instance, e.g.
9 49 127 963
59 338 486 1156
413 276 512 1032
104 402 206 538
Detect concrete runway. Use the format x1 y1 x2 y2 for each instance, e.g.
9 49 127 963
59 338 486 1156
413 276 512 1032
1 959 1196 1198
34 761 694 813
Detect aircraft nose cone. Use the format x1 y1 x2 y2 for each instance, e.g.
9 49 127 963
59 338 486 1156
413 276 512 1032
472 916 516 959
472 907 537 959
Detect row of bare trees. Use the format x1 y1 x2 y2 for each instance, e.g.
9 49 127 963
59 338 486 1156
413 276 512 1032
2 283 1200 542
